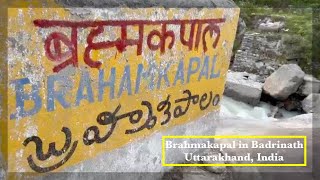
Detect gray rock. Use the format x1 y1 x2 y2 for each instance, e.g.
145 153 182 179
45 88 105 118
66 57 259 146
298 74 320 96
281 113 313 125
267 106 283 119
224 71 263 106
257 18 285 32
235 17 247 43
274 110 284 119
302 93 320 113
263 64 305 100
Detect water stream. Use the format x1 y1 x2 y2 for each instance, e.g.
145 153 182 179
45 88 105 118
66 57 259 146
220 96 300 121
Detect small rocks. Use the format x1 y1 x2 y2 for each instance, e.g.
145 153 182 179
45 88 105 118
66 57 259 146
231 33 282 78
274 110 284 119
267 106 283 119
302 94 320 113
263 64 305 100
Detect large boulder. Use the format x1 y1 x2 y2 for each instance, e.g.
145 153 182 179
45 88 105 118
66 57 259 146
263 64 305 100
224 71 263 106
302 93 320 113
298 74 320 96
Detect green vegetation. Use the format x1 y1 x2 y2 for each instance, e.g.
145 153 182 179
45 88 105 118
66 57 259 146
234 0 320 8
313 9 320 75
233 0 319 77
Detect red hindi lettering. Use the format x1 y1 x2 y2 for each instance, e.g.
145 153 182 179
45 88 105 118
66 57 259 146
202 23 221 52
34 18 225 73
147 23 175 54
43 28 78 73
180 22 196 50
84 24 144 68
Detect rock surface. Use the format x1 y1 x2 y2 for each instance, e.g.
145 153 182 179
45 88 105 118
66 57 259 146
235 17 247 43
302 93 320 113
231 33 281 78
278 113 313 128
232 30 308 80
267 106 283 118
162 166 231 180
257 17 285 32
298 74 320 96
201 150 227 174
224 71 263 106
263 64 305 100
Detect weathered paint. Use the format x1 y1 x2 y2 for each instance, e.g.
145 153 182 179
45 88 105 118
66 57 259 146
2 7 239 173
